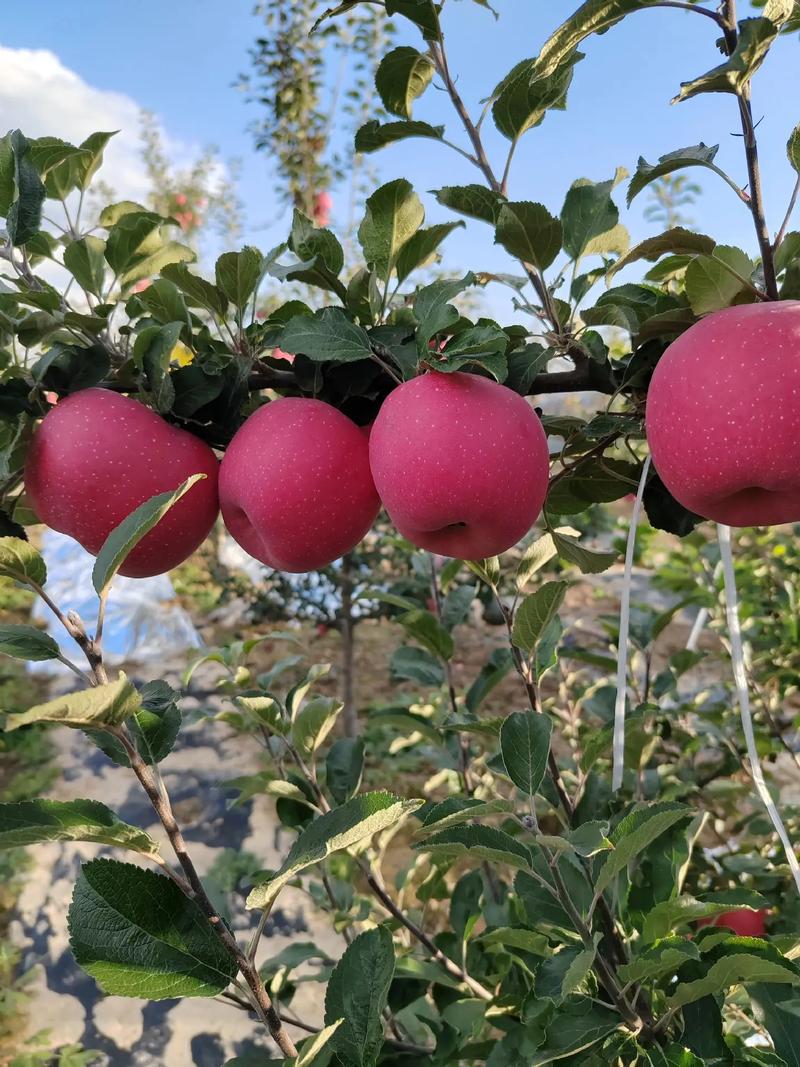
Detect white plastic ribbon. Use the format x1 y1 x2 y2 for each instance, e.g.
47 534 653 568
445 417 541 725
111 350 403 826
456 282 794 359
612 455 651 793
718 523 800 896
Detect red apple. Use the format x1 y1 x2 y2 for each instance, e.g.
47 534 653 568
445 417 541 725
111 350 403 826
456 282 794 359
25 388 219 577
368 371 550 558
646 301 800 525
698 908 767 937
313 191 332 228
219 398 380 572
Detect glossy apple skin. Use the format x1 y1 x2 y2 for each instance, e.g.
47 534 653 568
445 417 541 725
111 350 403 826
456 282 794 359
646 301 800 526
369 371 550 558
698 909 767 937
25 388 220 578
219 397 380 572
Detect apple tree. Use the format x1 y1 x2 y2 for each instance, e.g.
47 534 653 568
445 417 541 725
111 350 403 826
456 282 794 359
1 0 800 1063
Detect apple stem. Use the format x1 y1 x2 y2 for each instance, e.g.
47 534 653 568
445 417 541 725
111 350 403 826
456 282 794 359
612 455 651 793
718 523 800 896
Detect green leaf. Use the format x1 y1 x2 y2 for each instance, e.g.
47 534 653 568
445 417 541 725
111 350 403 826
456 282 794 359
5 672 141 732
215 246 263 310
642 892 769 943
92 474 207 595
104 210 164 274
138 278 190 328
466 647 514 713
531 1001 619 1063
375 46 435 118
397 608 454 659
358 178 425 279
280 307 373 363
478 926 548 954
433 184 505 224
296 1021 345 1067
561 935 601 997
669 952 799 1009
292 697 342 757
0 798 158 856
674 17 781 102
512 581 568 654
395 221 464 283
561 174 621 261
441 583 477 630
684 246 754 314
355 119 444 155
788 124 800 174
492 51 583 142
414 272 476 354
516 533 558 589
326 737 365 805
547 458 640 514
417 797 515 836
368 707 442 746
30 343 110 399
325 927 394 1067
5 131 45 247
594 802 694 898
133 321 182 413
288 209 344 276
414 824 533 872
627 144 730 206
27 137 89 182
553 530 618 574
161 262 228 316
617 938 700 985
68 858 237 998
122 241 194 289
46 130 115 198
0 133 14 217
495 202 562 270
608 227 716 280
98 200 147 227
93 680 182 768
533 0 662 77
0 536 46 585
63 236 107 297
437 324 509 382
500 711 552 796
750 984 800 1067
567 821 613 857
247 792 423 909
390 645 445 687
384 0 440 40
464 556 500 589
0 623 60 662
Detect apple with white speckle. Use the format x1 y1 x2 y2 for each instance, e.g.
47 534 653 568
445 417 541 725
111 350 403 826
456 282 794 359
646 302 800 526
368 371 550 558
219 397 380 572
25 388 220 577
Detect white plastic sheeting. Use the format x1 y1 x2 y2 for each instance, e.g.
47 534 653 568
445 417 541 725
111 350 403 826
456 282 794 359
28 530 202 674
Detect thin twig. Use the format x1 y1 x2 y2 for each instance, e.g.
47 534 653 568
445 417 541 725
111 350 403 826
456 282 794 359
652 1 724 22
114 727 299 1055
775 173 800 252
719 0 779 298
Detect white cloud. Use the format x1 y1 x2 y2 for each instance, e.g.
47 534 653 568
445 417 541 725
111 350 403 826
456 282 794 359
0 45 153 201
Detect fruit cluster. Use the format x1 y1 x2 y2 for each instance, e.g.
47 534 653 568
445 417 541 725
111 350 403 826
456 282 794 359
23 301 800 579
24 370 549 577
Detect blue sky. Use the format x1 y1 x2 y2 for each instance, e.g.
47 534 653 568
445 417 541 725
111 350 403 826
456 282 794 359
1 1 798 318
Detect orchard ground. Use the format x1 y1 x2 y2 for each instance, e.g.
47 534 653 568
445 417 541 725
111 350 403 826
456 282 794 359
1 538 757 1065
